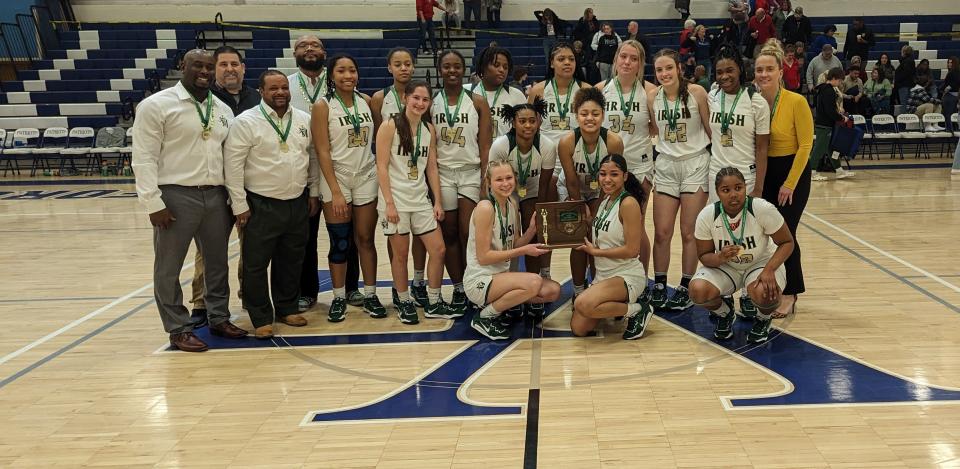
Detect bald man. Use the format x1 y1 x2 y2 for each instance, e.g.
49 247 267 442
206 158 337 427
132 49 248 352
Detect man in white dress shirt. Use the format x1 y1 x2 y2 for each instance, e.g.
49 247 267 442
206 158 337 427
224 70 321 339
132 49 249 352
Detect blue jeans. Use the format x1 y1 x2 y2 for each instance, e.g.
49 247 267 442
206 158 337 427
542 37 557 63
463 1 482 28
418 18 437 53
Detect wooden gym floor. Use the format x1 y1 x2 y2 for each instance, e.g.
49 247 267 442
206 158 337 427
1 159 959 468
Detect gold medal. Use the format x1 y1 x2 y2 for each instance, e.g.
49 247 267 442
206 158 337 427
407 160 418 180
721 129 733 147
518 187 527 198
279 141 289 153
590 180 599 190
202 128 211 140
557 118 568 130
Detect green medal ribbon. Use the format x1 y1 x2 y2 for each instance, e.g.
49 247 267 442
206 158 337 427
515 144 533 187
441 89 466 129
411 122 423 165
551 78 574 121
615 78 639 118
661 88 681 131
192 90 213 133
297 71 326 104
390 85 404 113
489 194 511 248
720 87 744 134
259 103 293 146
334 91 362 134
770 87 783 119
582 136 602 181
594 190 626 240
720 200 748 247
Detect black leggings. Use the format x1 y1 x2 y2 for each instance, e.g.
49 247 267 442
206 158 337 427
761 154 810 296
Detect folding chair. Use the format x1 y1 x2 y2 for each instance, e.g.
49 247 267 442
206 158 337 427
89 126 127 176
896 114 925 159
921 113 953 158
870 114 902 159
851 114 872 159
60 127 96 175
3 128 40 176
30 127 69 176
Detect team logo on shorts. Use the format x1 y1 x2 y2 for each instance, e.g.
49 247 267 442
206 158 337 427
476 281 485 290
299 126 308 137
380 219 388 229
219 116 229 127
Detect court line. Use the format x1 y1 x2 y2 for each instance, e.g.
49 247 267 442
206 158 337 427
818 209 960 216
807 193 955 200
0 211 144 217
0 240 239 368
0 295 153 304
0 227 150 233
804 211 960 296
0 178 134 186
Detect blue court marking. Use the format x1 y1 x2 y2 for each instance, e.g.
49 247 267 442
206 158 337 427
0 179 134 187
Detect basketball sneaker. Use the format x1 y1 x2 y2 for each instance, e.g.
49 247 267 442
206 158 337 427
411 284 430 308
714 297 736 340
396 300 420 325
471 313 510 340
649 283 668 309
451 289 468 313
391 288 400 308
346 290 364 307
503 305 524 324
364 295 387 319
297 296 317 312
526 302 545 318
327 297 347 323
664 286 693 311
747 317 773 343
424 300 464 319
622 301 653 340
738 296 758 318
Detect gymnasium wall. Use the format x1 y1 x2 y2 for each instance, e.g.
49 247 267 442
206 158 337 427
69 0 960 23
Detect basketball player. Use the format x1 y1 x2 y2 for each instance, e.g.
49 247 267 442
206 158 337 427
557 87 624 297
470 46 527 139
432 50 493 315
487 98 557 316
376 81 457 324
312 54 384 322
596 39 656 285
707 45 770 318
646 48 712 312
465 160 561 340
690 167 794 343
371 47 430 309
571 154 652 339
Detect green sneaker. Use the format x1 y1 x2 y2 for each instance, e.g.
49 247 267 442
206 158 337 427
503 305 524 324
451 289 468 313
747 317 773 343
363 295 387 318
471 313 510 340
649 283 668 309
346 290 364 307
411 284 429 308
424 300 464 319
327 297 347 323
396 300 420 325
622 301 653 340
738 295 758 319
714 297 736 340
664 286 693 311
297 296 317 312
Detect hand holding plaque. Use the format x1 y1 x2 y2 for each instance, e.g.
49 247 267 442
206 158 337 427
535 200 590 249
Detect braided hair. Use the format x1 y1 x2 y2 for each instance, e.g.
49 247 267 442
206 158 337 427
713 166 746 190
476 46 514 89
713 44 746 89
501 96 548 127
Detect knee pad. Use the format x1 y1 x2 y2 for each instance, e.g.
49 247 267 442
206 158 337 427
326 222 353 264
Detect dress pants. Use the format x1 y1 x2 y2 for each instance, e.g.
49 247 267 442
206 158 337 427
761 155 811 296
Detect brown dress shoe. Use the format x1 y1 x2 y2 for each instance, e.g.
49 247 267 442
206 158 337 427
169 332 208 352
254 325 274 339
209 320 248 339
278 314 308 327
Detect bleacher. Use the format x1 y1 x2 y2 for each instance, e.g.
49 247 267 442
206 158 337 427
0 14 957 178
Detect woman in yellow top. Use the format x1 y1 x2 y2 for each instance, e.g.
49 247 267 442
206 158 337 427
753 40 813 318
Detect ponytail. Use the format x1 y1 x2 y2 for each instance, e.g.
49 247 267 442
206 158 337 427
599 153 646 206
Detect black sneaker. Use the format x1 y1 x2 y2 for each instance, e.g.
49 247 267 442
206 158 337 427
471 313 510 340
714 297 736 340
622 301 653 340
664 286 693 311
363 295 387 318
747 317 773 343
450 289 468 313
397 300 420 325
346 290 364 307
503 305 524 324
297 296 317 312
190 308 208 328
738 295 758 319
327 297 347 323
411 284 429 308
526 302 545 318
649 283 668 309
424 300 464 319
391 288 400 308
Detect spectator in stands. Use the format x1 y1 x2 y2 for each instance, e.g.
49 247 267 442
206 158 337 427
463 0 482 29
728 0 750 25
783 43 801 92
848 55 865 77
941 56 959 128
809 25 837 59
842 17 874 65
810 67 853 181
915 59 935 97
841 66 865 115
485 0 501 28
795 45 808 91
573 40 588 80
573 8 601 82
770 0 791 38
416 0 446 55
908 75 945 130
210 46 259 117
693 64 710 89
686 25 714 80
782 6 811 45
511 64 532 95
748 8 777 58
721 16 750 59
592 22 622 82
679 19 696 60
535 8 569 61
806 44 842 91
894 45 916 105
441 0 461 30
864 67 892 115
132 49 248 352
623 21 652 58
876 53 895 83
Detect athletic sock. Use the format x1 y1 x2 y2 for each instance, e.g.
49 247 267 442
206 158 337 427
679 274 692 290
654 273 667 287
363 285 376 298
398 290 412 302
413 270 425 286
625 303 642 318
333 287 346 299
539 267 551 278
428 287 441 305
479 304 499 319
573 284 586 296
713 299 732 318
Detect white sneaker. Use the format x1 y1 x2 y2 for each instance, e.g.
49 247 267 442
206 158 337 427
811 170 828 181
836 167 855 179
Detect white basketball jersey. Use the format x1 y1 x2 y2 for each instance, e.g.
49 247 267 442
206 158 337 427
540 79 580 142
489 132 558 199
652 86 710 158
377 121 431 212
380 85 403 123
324 93 375 171
465 199 518 279
470 83 527 139
570 128 611 196
602 79 652 171
707 86 770 175
431 89 480 169
593 193 644 278
694 197 785 272
287 70 328 114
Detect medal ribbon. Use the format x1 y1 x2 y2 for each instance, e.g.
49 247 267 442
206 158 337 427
551 78 574 121
720 87 744 134
490 194 511 248
442 89 466 130
297 71 326 104
390 85 404 113
615 78 638 118
594 190 626 240
258 103 293 146
192 90 213 133
333 91 362 134
582 136 602 182
770 87 783 119
661 88 681 132
721 200 748 247
515 143 533 187
410 122 423 166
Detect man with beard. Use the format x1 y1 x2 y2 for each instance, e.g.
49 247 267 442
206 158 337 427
132 49 248 352
224 70 320 338
189 44 260 328
286 35 363 313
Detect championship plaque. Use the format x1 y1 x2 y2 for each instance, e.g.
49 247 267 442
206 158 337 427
535 200 590 249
